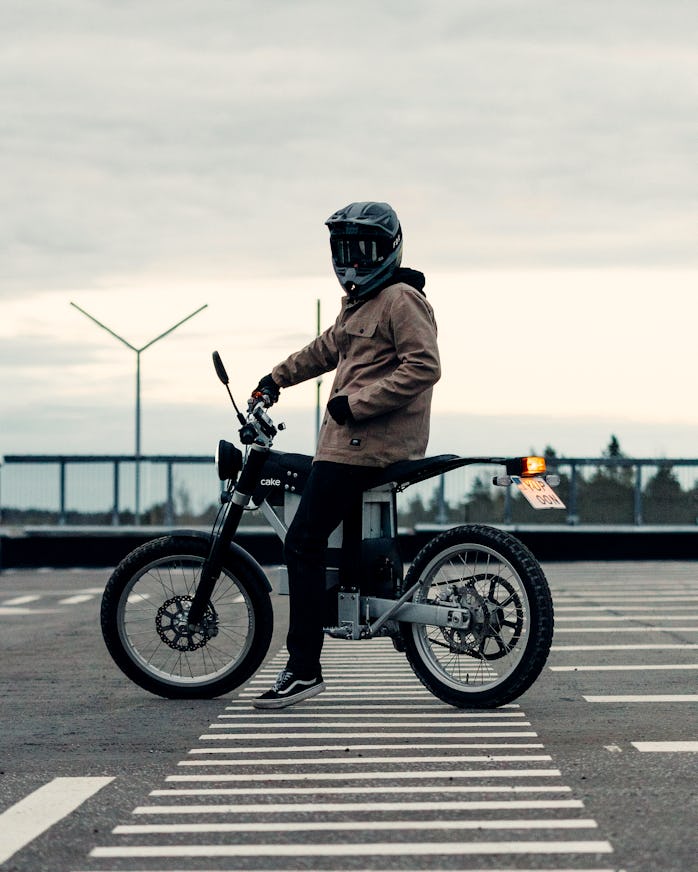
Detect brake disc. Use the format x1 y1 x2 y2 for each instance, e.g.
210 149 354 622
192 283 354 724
155 595 219 651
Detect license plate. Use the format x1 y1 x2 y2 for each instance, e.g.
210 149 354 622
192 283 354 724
511 475 566 510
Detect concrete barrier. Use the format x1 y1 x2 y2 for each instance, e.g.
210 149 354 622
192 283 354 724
1 524 697 570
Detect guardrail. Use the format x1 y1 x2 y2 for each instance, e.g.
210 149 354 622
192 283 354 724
1 454 698 528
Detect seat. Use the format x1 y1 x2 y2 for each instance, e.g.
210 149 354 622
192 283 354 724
374 454 463 488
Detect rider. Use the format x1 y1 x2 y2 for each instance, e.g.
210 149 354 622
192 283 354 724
251 201 441 709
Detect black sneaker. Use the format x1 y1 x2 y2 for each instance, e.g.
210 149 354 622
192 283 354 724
252 669 325 710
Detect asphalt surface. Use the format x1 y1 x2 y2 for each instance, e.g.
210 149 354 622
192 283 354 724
0 560 696 872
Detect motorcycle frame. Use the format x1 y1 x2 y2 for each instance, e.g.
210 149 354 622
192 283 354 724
256 458 491 641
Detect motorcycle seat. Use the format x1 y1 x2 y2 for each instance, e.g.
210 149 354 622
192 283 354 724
375 454 462 488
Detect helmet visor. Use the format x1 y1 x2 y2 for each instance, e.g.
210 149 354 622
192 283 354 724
330 235 395 269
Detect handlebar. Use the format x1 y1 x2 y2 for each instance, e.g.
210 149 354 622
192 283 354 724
248 389 276 410
240 399 280 447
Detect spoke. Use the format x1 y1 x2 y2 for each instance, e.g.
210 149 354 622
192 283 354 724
120 555 255 683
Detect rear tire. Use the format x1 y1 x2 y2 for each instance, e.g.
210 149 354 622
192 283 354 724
401 524 553 708
101 535 273 698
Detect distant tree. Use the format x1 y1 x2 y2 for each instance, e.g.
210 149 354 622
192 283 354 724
643 464 695 524
577 435 635 523
400 491 431 527
451 475 506 523
606 435 622 458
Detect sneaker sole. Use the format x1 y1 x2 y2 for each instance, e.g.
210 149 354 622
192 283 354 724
252 681 326 710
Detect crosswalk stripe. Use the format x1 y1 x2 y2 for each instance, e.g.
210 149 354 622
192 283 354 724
165 769 562 782
177 754 553 766
188 742 545 753
135 798 584 814
198 731 540 740
150 784 573 796
90 839 614 858
113 817 599 834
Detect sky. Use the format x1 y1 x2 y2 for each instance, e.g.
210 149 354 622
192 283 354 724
1 0 697 462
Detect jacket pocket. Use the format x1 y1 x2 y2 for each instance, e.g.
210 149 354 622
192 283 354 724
319 414 388 462
344 320 378 340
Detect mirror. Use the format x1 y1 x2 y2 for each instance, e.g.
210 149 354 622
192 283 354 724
212 351 229 385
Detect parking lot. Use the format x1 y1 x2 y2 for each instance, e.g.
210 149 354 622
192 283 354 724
0 560 696 871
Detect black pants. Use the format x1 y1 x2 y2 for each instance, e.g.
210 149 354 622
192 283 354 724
283 461 380 676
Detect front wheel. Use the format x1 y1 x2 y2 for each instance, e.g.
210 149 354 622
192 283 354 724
400 524 553 708
101 535 273 698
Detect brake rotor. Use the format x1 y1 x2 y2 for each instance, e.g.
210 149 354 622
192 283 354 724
155 595 218 652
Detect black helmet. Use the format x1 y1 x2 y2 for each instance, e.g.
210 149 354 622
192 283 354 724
325 201 403 298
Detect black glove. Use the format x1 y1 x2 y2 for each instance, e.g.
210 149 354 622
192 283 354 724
252 373 280 405
327 395 353 425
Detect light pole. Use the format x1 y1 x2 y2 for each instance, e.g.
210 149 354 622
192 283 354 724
70 301 208 522
315 298 322 446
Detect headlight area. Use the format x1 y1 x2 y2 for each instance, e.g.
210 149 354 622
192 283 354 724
215 440 243 481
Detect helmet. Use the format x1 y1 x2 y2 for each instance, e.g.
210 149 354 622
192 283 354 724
325 201 403 298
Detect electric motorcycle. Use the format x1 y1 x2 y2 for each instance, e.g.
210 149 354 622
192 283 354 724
100 352 563 708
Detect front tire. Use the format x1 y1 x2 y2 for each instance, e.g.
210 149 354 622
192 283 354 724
101 535 273 698
401 524 553 708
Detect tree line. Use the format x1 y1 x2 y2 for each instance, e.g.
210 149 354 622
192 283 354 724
399 435 698 527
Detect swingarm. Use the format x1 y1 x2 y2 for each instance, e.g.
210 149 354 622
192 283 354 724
328 583 471 641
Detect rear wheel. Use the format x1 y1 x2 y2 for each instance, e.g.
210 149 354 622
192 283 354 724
101 535 273 698
401 524 553 708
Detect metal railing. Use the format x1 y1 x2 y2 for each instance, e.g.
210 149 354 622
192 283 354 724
0 455 218 526
1 454 698 528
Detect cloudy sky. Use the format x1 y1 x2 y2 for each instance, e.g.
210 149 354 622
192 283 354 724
1 0 697 460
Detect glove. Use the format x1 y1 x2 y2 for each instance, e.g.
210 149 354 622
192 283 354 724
327 395 353 425
252 373 280 405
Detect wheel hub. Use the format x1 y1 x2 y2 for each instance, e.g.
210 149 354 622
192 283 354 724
441 575 522 660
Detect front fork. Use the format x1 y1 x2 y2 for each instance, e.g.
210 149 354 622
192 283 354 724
187 445 269 627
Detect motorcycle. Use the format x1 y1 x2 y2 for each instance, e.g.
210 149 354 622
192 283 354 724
100 352 563 708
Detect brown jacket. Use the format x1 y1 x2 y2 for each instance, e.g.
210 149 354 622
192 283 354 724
272 273 440 467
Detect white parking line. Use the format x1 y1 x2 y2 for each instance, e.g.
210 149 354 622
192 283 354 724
632 742 698 752
554 615 698 621
554 627 698 633
551 664 698 672
0 607 59 615
584 694 698 702
555 605 698 612
552 644 698 651
0 776 113 866
2 595 41 605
